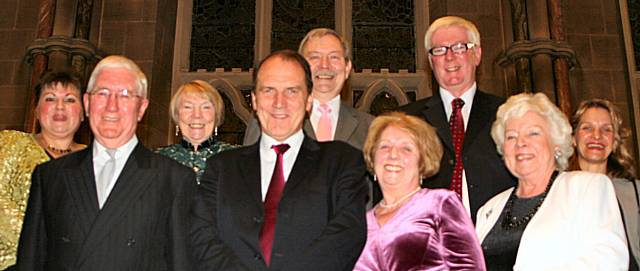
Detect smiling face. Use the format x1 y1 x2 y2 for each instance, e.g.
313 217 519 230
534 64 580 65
301 34 352 103
373 125 421 191
84 68 149 149
252 56 312 141
429 25 481 97
177 94 216 145
36 83 83 139
574 107 614 168
502 111 556 182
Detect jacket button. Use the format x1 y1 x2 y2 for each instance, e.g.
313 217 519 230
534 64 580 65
252 216 263 223
127 238 136 247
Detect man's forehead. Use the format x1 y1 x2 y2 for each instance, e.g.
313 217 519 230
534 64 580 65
303 35 344 53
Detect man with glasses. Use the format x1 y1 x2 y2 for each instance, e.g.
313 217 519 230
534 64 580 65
16 55 196 270
399 16 515 223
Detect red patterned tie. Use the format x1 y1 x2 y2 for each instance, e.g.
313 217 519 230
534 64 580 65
450 98 465 197
259 143 290 266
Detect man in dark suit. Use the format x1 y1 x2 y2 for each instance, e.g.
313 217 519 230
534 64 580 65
192 50 368 270
399 16 515 222
16 55 196 270
243 28 373 150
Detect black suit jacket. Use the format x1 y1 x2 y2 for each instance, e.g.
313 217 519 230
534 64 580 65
191 135 368 270
16 143 197 271
398 90 516 221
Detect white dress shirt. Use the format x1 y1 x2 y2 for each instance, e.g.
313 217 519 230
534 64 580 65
92 136 138 207
259 130 304 201
310 95 341 138
439 83 477 216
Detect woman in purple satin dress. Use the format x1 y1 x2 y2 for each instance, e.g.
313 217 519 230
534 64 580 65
354 112 485 270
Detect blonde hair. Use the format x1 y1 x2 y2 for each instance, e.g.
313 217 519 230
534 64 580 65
571 98 636 179
298 28 351 62
87 55 148 98
491 92 574 170
363 112 443 178
424 16 481 50
170 80 225 127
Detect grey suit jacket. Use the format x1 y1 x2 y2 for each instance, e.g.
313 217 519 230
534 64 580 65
243 102 373 150
16 143 196 271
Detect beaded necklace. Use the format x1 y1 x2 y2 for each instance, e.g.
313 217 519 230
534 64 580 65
39 135 72 154
501 171 559 230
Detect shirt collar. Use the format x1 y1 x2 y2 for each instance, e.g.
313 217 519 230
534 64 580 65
260 129 304 161
439 82 477 107
180 136 216 150
93 136 138 160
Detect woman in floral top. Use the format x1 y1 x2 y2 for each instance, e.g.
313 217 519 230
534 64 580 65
157 80 236 183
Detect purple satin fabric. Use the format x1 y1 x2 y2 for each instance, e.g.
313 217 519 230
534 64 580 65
354 189 486 271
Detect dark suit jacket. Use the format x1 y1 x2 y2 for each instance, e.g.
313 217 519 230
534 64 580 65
191 135 368 271
243 102 374 150
398 90 516 221
16 143 197 271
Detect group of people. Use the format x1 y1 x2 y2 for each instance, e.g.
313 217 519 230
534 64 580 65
0 15 637 271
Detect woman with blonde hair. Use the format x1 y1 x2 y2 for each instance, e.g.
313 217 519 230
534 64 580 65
355 112 485 270
157 80 236 183
571 98 639 269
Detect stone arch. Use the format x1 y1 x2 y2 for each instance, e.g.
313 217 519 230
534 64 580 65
356 78 409 112
207 77 253 124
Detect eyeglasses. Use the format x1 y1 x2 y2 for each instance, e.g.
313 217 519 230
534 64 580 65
90 88 141 103
428 42 476 56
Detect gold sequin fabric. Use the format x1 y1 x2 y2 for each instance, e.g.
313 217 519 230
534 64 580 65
0 130 49 269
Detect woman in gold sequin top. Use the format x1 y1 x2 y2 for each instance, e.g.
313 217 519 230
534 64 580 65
157 80 236 184
0 71 86 269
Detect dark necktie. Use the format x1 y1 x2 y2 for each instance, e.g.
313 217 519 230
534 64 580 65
259 143 290 266
450 98 465 197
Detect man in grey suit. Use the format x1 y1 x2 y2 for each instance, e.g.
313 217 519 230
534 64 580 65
243 28 373 150
16 55 196 270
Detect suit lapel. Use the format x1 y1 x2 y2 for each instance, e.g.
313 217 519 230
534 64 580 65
77 143 156 259
421 95 453 151
63 147 100 236
303 119 316 140
239 143 265 211
463 91 494 150
282 136 319 198
334 102 358 142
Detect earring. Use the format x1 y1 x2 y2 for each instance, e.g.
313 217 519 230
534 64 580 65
175 125 180 136
420 176 424 186
214 126 218 137
373 175 377 182
554 149 561 161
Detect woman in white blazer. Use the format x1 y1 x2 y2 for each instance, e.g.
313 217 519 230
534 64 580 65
475 93 628 270
570 98 640 270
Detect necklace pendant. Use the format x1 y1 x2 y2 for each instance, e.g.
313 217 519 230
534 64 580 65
511 216 517 222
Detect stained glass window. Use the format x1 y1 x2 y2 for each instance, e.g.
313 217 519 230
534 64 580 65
271 0 335 51
352 0 416 72
190 0 255 71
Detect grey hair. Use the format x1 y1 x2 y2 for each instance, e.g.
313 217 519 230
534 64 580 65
86 55 148 98
491 92 574 170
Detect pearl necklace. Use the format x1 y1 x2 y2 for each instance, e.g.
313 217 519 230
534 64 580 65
379 187 421 209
